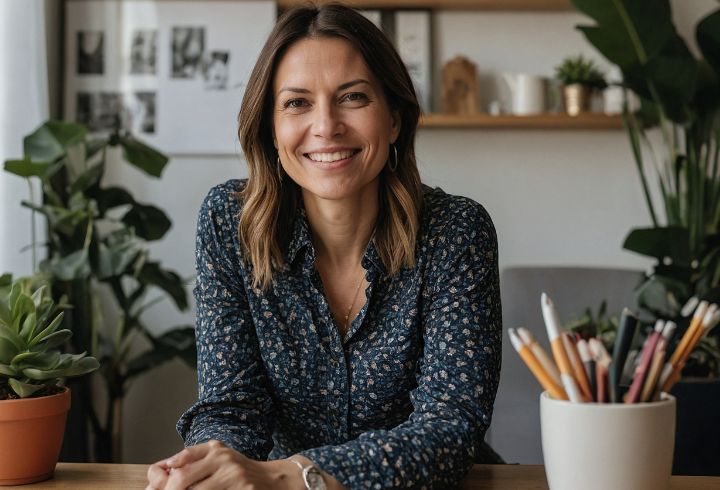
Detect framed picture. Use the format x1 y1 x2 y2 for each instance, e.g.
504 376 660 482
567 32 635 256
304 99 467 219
64 0 275 155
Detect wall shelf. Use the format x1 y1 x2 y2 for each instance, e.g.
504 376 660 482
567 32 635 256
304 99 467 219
277 1 573 11
420 113 624 130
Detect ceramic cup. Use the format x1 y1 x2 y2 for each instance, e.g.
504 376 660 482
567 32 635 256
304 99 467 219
501 73 546 115
540 391 676 490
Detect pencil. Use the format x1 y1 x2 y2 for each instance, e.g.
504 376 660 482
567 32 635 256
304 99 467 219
517 327 562 386
562 332 593 402
668 301 708 368
641 347 666 402
576 339 596 402
508 328 568 400
541 293 583 403
625 320 664 403
589 338 611 403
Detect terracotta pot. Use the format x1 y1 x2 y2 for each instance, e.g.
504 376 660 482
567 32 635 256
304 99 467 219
0 387 70 485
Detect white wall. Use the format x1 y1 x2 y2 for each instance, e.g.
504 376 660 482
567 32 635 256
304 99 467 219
34 0 717 463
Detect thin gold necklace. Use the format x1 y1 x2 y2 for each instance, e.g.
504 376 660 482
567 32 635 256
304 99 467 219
344 269 365 330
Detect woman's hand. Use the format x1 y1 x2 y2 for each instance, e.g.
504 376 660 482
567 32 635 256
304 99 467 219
145 440 303 490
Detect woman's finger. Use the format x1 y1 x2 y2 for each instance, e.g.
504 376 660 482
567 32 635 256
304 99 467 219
147 462 170 489
165 454 222 490
166 440 221 468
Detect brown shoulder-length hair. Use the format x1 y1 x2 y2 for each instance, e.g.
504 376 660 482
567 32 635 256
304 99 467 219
238 3 423 290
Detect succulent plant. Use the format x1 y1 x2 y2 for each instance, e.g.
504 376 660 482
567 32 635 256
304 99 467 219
0 275 99 399
554 54 608 90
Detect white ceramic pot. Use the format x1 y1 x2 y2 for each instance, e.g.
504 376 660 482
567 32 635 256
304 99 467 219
540 391 676 490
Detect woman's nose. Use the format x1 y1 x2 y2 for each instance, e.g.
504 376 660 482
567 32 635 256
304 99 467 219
312 103 345 138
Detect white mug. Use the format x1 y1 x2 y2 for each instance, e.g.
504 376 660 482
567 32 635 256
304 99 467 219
501 73 546 115
540 391 676 490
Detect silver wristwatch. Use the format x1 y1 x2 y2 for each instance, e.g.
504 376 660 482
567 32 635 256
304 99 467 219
290 458 327 490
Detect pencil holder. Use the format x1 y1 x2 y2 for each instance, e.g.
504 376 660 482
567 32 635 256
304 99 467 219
540 391 676 490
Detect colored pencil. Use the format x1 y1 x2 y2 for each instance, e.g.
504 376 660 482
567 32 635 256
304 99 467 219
562 332 593 402
517 327 562 386
541 293 584 403
508 328 568 400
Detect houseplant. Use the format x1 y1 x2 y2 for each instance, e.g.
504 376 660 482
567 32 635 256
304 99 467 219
0 274 98 484
571 0 720 474
554 54 607 115
3 121 196 462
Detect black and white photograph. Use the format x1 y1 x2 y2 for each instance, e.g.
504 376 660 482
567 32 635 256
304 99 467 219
77 30 105 75
204 51 229 90
76 91 125 132
130 29 157 74
126 91 156 134
171 26 205 78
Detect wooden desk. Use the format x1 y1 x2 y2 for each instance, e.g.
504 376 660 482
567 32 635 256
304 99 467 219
7 463 720 489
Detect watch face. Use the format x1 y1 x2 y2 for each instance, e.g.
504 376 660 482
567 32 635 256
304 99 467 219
303 467 327 490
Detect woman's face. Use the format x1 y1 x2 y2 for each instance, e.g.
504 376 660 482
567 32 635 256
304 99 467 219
272 36 400 202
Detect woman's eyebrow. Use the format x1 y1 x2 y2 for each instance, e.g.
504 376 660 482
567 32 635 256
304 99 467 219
277 79 370 96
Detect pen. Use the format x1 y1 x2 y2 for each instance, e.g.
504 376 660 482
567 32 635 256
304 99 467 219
609 308 638 403
541 293 583 403
508 328 568 400
517 327 562 386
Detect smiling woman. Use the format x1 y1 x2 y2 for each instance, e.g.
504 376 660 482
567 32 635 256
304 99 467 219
146 4 502 490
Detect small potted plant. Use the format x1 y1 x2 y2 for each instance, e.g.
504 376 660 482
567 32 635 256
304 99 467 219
554 54 607 116
0 274 99 485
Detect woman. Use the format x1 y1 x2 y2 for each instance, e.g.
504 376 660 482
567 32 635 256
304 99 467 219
147 4 501 489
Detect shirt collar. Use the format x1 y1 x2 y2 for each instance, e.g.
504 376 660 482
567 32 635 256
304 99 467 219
283 208 386 275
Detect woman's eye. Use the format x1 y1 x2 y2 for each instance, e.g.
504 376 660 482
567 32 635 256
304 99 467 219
283 99 308 109
341 92 369 104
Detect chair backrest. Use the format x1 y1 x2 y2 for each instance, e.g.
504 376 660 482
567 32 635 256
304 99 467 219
486 266 644 464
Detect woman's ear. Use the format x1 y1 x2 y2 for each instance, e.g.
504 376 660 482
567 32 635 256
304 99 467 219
390 110 401 144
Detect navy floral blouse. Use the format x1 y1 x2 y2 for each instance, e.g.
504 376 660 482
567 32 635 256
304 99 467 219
177 179 502 489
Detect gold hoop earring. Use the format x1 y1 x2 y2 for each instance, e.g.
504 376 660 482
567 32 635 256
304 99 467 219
388 144 398 172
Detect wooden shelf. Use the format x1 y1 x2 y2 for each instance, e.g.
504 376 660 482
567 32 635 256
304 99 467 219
420 113 624 129
277 0 573 11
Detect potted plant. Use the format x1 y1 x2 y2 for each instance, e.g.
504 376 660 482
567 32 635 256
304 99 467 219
3 121 196 462
554 54 607 116
571 0 720 475
0 274 98 485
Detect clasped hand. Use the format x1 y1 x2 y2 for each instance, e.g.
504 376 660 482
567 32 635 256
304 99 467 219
146 440 302 490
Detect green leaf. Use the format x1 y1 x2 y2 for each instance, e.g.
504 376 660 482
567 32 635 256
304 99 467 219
50 249 91 281
0 274 11 288
97 232 143 279
34 329 72 351
29 312 64 347
119 135 168 178
11 295 35 331
623 226 691 264
0 363 17 376
3 159 52 178
8 378 44 398
86 138 108 160
125 326 196 380
69 161 105 195
91 186 135 215
122 203 172 241
137 262 188 310
697 8 720 75
23 121 86 163
0 337 18 364
22 355 99 380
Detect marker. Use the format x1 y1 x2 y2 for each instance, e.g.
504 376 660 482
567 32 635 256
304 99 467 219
609 308 638 403
541 293 583 403
517 327 562 386
509 328 568 401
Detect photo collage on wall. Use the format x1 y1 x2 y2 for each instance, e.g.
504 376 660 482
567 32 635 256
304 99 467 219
64 1 275 154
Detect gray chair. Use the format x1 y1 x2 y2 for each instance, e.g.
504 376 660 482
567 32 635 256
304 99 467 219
486 266 644 464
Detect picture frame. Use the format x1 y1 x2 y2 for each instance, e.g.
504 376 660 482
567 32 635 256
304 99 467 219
64 0 275 155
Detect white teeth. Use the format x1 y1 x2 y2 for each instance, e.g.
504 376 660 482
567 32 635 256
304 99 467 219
307 150 355 162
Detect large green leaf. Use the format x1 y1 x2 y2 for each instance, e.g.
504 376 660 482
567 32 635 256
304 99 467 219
137 262 188 310
50 249 91 281
69 161 105 195
697 8 720 74
623 226 691 264
91 186 135 215
119 136 168 178
125 326 196 380
23 121 86 163
97 231 143 279
34 329 72 350
122 203 171 241
3 159 52 178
